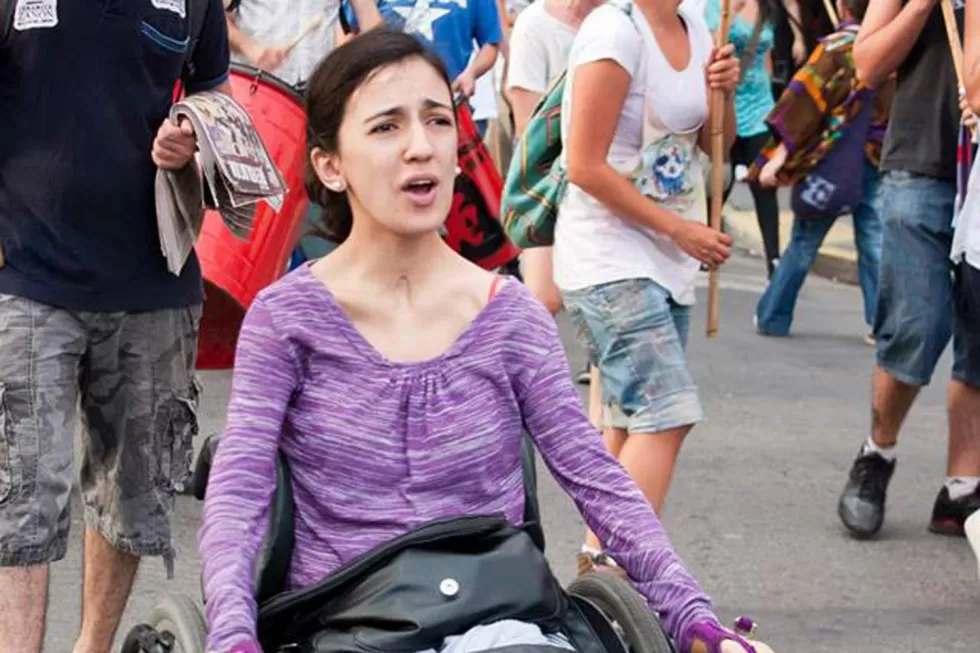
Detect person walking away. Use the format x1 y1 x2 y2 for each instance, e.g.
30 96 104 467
553 0 739 573
0 2 230 653
705 0 783 277
226 0 382 90
749 0 891 342
836 0 980 540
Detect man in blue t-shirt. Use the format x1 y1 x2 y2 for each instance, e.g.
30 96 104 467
0 1 229 652
343 0 502 97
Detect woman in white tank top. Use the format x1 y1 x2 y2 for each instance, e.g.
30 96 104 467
555 8 755 653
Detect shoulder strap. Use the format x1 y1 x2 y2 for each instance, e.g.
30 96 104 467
182 0 211 85
488 275 505 301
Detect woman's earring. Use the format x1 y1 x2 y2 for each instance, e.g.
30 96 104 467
327 179 347 193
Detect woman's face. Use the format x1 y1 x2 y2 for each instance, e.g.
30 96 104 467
314 57 458 240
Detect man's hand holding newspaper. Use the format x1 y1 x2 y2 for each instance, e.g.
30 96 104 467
155 91 286 275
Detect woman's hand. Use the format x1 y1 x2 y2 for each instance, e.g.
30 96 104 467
705 43 740 96
683 619 776 653
670 220 733 268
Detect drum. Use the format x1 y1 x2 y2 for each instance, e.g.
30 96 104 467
446 103 521 271
194 63 309 369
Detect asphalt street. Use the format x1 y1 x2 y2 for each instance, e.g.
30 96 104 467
43 253 979 653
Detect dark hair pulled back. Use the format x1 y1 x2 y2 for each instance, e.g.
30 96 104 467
304 28 453 244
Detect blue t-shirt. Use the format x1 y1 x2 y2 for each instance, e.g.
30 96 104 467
0 0 230 312
704 0 775 138
345 0 502 80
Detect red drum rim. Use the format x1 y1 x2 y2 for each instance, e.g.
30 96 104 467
229 62 305 107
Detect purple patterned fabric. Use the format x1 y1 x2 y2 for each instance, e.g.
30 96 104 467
198 265 718 652
226 642 262 653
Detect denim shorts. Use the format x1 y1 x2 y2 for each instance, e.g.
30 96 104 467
562 278 703 433
873 170 975 386
0 295 201 571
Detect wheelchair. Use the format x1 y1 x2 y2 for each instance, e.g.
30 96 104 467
121 435 675 653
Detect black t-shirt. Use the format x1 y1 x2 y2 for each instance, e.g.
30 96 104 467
0 0 230 312
880 0 965 180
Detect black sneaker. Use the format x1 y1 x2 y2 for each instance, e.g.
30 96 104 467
837 449 896 538
928 485 980 536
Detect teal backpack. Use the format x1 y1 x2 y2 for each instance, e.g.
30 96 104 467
500 0 635 249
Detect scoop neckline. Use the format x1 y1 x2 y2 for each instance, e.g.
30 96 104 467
298 264 514 370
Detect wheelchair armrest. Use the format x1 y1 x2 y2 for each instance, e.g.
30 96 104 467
191 433 221 501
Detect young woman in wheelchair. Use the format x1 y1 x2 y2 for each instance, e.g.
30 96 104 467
198 28 772 653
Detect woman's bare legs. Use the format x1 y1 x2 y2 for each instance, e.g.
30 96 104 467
584 425 691 551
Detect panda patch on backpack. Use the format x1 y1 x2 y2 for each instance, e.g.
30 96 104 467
13 0 58 30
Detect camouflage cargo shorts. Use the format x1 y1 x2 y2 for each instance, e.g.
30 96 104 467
0 294 201 572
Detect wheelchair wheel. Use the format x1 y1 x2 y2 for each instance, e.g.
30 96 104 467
120 594 207 653
568 572 674 653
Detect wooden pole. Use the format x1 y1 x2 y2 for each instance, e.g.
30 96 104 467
284 15 326 54
707 0 734 339
822 0 840 29
940 0 976 139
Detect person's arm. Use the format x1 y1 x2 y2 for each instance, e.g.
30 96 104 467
454 43 499 96
783 0 807 64
198 298 299 653
853 0 938 88
515 312 761 653
496 0 514 56
509 88 542 137
762 41 843 154
757 141 788 186
348 0 384 31
453 0 503 95
566 59 731 267
965 0 980 112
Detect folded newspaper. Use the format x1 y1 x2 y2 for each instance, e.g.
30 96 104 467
155 91 286 275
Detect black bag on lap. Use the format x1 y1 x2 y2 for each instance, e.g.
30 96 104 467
256 516 567 653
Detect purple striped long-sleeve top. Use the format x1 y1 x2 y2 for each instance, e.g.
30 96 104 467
198 265 718 652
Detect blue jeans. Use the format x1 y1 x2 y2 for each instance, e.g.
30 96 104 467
873 171 964 386
756 161 883 336
562 279 703 434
